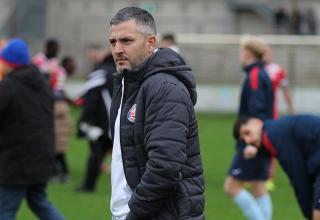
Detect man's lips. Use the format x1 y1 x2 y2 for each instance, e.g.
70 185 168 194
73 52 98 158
116 58 128 63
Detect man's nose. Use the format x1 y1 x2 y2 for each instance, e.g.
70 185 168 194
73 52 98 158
244 136 250 144
114 42 124 54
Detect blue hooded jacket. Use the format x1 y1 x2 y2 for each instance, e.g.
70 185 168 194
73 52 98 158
239 61 274 120
263 115 320 219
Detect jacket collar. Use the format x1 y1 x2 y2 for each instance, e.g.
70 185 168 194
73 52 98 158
243 61 264 74
261 124 277 157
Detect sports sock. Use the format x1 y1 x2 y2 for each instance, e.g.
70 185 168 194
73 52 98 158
234 189 266 220
256 193 272 220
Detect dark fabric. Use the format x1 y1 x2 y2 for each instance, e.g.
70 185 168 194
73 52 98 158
54 153 69 175
228 144 271 180
313 172 320 210
230 61 274 180
0 184 64 220
238 61 274 120
263 115 320 219
0 65 55 186
93 54 115 96
110 48 204 220
77 54 115 140
81 137 112 190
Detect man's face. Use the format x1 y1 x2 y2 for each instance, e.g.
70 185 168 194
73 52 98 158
239 119 263 147
65 61 76 75
86 48 103 65
239 48 251 66
109 19 156 73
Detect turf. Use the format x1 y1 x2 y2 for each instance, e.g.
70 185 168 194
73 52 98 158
17 110 304 220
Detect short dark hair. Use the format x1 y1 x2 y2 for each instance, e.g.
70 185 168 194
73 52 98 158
162 33 176 43
110 7 156 35
45 39 59 58
233 116 252 140
61 56 73 68
86 44 102 51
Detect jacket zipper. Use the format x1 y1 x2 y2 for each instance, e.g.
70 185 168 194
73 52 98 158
119 77 131 189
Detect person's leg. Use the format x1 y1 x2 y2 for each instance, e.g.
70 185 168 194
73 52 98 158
57 153 70 182
224 176 265 220
252 155 273 220
252 181 272 220
266 158 276 192
50 154 62 182
26 184 64 220
79 139 105 191
0 186 25 220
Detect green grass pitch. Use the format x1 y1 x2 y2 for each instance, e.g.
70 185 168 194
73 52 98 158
17 110 304 219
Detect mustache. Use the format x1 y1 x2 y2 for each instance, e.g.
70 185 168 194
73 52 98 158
115 55 129 62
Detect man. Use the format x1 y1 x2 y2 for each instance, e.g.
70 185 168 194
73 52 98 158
160 33 180 54
0 39 64 219
33 39 73 184
224 35 274 220
108 7 204 220
76 47 115 192
33 39 61 82
263 45 294 118
49 56 77 183
234 115 320 220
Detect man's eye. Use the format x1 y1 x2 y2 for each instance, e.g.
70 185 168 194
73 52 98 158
123 39 132 44
109 40 116 46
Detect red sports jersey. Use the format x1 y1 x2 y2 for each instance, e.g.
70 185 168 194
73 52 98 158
265 62 288 119
32 53 66 92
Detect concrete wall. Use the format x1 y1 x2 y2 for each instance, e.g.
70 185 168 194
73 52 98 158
2 0 320 83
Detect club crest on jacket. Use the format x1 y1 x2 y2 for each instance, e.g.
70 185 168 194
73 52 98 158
127 104 136 123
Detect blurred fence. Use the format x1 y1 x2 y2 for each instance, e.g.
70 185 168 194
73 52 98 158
177 34 320 87
65 34 320 114
171 34 320 114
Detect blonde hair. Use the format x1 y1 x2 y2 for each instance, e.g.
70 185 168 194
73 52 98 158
240 35 267 59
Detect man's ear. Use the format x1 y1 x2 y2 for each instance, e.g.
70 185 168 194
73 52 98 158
146 35 156 54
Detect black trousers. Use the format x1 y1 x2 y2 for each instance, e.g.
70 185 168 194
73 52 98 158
81 136 112 190
54 153 69 176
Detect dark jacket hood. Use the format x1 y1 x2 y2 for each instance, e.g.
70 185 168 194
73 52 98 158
123 48 197 105
7 65 44 89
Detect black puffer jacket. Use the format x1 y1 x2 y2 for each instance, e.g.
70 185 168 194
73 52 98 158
110 48 205 220
0 65 54 186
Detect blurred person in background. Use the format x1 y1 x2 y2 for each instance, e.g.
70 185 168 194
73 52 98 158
33 40 73 184
263 44 295 192
75 45 115 192
0 39 64 220
290 7 302 35
273 6 289 34
108 7 204 219
160 32 180 53
234 115 320 220
33 39 61 81
60 56 78 106
305 8 318 35
263 45 294 118
0 39 7 80
224 35 274 220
